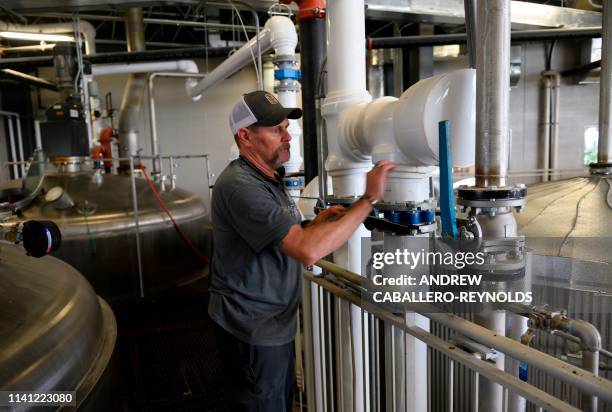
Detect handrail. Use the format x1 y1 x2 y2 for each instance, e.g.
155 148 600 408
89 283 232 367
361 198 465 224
312 259 612 404
305 271 581 412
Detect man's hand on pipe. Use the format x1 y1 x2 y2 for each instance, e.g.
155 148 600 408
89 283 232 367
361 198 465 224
365 160 395 202
310 205 346 225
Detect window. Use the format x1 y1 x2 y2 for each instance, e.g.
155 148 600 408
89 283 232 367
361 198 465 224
584 126 598 165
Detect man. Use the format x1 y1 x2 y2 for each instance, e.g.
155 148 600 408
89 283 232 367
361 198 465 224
209 90 394 411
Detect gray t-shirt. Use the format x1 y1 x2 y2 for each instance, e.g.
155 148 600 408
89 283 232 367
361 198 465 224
208 156 303 346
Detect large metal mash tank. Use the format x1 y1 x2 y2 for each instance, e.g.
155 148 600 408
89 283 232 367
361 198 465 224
516 174 612 409
0 241 118 410
0 156 211 303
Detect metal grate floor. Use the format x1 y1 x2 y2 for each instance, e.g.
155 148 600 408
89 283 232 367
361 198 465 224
115 280 229 412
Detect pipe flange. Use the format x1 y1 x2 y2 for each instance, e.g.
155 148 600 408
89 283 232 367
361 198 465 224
457 185 527 212
274 54 298 65
589 162 612 175
373 199 437 212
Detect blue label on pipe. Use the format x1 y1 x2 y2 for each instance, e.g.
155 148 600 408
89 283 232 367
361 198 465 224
275 68 301 80
518 361 528 382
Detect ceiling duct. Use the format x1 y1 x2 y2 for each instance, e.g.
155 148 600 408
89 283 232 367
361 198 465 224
364 0 602 28
117 7 146 171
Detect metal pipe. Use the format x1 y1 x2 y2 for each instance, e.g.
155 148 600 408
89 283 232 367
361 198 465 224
316 260 612 403
22 12 258 32
582 351 599 412
304 272 582 412
367 27 602 49
34 119 41 149
475 0 511 187
0 69 59 91
128 156 144 298
147 71 206 174
463 0 477 69
118 8 147 171
598 0 612 163
15 115 24 177
545 70 561 179
6 116 18 179
539 75 551 182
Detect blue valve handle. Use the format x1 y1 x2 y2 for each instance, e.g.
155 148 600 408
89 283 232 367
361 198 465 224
439 120 458 239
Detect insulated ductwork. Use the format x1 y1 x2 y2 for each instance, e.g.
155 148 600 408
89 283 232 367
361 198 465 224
118 7 146 171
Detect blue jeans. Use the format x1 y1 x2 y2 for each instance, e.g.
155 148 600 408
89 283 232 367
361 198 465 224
214 322 295 412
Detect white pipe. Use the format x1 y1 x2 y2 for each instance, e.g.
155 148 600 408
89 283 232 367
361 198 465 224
189 16 296 100
323 2 372 411
0 20 96 55
341 69 476 171
278 89 303 175
92 60 200 98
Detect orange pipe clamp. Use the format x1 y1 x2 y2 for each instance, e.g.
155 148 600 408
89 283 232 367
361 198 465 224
280 0 326 22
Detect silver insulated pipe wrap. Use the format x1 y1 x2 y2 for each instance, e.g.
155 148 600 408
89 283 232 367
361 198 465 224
475 0 511 187
598 0 612 164
118 8 147 170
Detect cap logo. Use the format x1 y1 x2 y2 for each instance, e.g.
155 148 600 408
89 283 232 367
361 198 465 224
265 93 279 104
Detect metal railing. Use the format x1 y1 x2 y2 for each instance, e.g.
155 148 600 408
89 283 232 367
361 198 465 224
301 260 612 412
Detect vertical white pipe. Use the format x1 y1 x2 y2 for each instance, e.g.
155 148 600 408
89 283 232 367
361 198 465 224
323 2 372 410
277 89 303 175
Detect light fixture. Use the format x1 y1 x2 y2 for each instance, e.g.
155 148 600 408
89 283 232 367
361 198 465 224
0 31 74 42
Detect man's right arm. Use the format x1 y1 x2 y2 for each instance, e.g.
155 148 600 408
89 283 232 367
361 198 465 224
281 161 395 266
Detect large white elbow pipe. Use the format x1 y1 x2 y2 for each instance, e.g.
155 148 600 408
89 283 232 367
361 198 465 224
0 20 96 55
92 59 200 98
189 16 296 100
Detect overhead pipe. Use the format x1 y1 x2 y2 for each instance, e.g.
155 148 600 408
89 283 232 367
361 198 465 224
148 71 206 177
0 68 58 91
367 27 602 49
597 0 612 164
0 20 96 55
189 16 297 100
118 7 147 171
91 59 200 98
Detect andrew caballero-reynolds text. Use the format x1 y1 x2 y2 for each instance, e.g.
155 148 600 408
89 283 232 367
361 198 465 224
370 249 532 304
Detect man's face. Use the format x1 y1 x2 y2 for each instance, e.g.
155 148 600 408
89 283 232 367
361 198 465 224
246 119 291 169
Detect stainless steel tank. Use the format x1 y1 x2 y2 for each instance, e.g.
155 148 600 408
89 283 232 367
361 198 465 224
0 242 117 410
0 157 211 303
516 175 612 411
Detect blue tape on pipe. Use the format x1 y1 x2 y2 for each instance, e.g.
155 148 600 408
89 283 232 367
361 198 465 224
518 361 529 381
275 68 301 80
